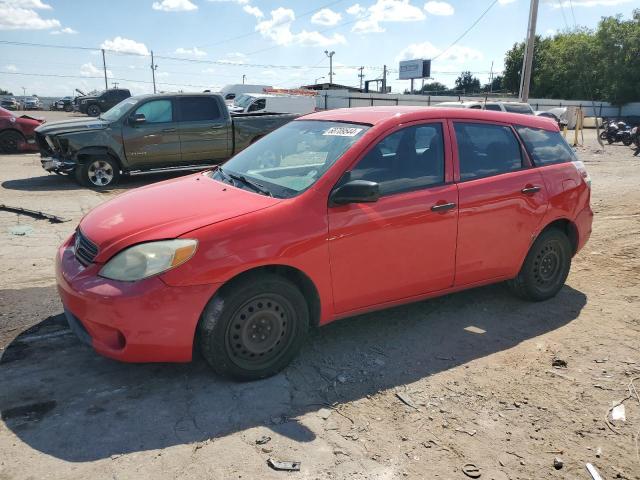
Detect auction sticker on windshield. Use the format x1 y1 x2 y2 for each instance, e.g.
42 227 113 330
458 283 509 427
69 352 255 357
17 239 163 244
323 126 364 137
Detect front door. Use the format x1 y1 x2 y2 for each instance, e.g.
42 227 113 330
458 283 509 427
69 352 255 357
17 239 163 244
451 120 548 285
122 98 181 169
177 96 230 164
328 121 458 314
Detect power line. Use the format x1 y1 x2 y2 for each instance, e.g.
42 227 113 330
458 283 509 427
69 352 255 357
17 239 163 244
433 0 499 61
568 0 577 26
556 0 569 30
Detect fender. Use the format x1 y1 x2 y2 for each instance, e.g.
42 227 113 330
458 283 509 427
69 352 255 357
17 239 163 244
75 146 124 168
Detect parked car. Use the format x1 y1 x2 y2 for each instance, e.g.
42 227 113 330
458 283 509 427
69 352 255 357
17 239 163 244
484 101 535 115
219 84 272 103
36 92 298 188
535 110 568 129
77 88 131 117
23 97 41 110
1 97 20 111
228 93 316 115
434 101 483 109
52 96 75 112
0 107 45 153
55 107 592 380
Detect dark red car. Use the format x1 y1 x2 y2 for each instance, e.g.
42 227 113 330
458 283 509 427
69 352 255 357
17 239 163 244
0 107 44 153
56 107 593 380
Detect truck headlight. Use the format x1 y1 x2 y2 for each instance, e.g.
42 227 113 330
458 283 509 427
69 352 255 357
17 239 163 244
99 239 197 281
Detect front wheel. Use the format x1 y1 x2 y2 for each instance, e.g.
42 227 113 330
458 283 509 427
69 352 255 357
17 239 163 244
0 130 24 153
74 156 120 189
508 228 572 301
86 104 101 117
622 136 633 146
198 273 309 381
599 131 608 140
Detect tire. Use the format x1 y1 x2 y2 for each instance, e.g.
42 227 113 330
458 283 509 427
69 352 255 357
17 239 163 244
599 131 608 140
0 130 24 154
508 228 572 302
622 136 633 146
86 104 101 117
74 155 120 189
607 136 614 144
198 273 309 381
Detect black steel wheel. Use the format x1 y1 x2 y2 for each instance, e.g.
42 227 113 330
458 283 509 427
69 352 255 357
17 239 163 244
508 228 572 301
198 273 309 381
0 130 24 153
87 104 101 117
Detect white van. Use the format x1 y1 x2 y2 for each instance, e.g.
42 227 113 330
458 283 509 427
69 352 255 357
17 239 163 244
229 93 316 115
218 84 272 103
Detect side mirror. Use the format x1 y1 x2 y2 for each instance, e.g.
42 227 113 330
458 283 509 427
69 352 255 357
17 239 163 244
130 113 146 125
330 180 380 206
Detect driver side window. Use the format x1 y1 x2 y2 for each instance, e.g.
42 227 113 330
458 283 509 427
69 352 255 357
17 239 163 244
349 123 445 196
135 100 173 124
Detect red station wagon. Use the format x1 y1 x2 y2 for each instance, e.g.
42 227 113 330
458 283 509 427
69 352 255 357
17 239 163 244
57 107 593 380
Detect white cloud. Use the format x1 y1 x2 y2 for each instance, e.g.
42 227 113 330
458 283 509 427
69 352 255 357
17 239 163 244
207 0 249 4
80 62 113 78
346 3 365 15
156 71 170 78
5 64 18 72
152 0 197 11
256 7 345 47
217 52 247 64
396 41 483 64
0 4 60 30
243 5 263 17
424 1 454 15
549 0 630 7
498 0 516 4
311 8 342 26
50 26 77 34
175 46 207 57
101 37 150 56
351 0 426 34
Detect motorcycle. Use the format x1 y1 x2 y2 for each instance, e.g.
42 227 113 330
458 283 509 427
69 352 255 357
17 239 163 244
599 120 633 146
630 126 640 149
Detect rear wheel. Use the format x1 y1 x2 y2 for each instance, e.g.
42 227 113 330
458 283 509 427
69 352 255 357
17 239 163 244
0 130 24 153
508 228 572 301
198 273 309 381
75 156 120 189
87 104 101 117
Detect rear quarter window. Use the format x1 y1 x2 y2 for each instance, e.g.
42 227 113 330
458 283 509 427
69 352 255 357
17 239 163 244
515 126 576 166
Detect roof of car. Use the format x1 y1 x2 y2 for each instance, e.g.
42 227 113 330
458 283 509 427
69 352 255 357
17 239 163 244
301 106 558 131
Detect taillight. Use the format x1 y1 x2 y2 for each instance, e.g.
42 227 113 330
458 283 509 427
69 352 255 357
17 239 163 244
572 160 591 188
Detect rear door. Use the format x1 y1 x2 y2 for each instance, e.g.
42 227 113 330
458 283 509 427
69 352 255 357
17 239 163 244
122 98 181 169
451 120 548 285
177 96 231 164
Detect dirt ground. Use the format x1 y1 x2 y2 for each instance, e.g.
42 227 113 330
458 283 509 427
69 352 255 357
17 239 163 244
0 119 638 480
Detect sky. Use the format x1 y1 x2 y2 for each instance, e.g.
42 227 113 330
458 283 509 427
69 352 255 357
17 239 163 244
0 0 638 98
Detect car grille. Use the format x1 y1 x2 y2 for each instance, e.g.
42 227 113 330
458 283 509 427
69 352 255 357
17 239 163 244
74 229 99 265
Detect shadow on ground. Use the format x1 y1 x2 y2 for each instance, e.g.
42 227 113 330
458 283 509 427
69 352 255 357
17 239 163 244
1 171 193 193
0 283 586 462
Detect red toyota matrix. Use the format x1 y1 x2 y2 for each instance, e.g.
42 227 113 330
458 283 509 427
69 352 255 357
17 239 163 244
57 107 593 380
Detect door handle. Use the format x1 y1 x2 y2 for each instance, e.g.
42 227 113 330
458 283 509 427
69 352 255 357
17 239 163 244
162 128 177 133
209 124 224 129
521 185 541 195
431 202 456 212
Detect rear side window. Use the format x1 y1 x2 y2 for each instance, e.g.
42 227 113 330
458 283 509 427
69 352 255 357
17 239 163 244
504 103 534 115
484 104 502 111
179 97 222 122
516 126 576 166
454 122 523 180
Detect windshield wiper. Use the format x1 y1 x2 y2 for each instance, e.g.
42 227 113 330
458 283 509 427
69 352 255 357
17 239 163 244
218 167 272 197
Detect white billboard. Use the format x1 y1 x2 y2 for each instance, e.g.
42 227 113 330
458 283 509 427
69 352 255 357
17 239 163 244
399 59 431 80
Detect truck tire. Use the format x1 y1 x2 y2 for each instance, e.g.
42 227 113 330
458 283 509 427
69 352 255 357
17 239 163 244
75 155 120 189
508 228 572 302
0 130 24 153
198 273 309 381
86 104 101 117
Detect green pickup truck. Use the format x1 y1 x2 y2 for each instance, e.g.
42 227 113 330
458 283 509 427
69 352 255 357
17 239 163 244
35 92 298 188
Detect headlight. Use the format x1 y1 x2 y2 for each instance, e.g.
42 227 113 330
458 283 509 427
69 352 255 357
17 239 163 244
99 239 198 282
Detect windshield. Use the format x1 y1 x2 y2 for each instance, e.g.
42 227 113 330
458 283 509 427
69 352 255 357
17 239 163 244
233 95 255 108
100 98 139 121
214 120 370 198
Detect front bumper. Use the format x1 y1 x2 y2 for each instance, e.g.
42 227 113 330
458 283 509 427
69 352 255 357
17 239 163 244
41 156 76 173
56 236 220 363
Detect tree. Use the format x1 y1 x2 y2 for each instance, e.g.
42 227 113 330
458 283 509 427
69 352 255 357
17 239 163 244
420 81 449 95
482 75 503 92
0 88 12 96
455 71 481 93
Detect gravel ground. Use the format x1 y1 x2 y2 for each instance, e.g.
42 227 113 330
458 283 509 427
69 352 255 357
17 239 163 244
0 125 638 480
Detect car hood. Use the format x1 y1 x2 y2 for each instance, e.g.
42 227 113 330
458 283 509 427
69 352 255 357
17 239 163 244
79 173 281 263
35 117 109 136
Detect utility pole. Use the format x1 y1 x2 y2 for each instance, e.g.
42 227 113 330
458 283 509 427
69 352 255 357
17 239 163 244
519 0 539 102
382 65 387 93
101 49 108 89
150 50 158 94
358 66 364 90
488 60 494 94
242 74 246 84
324 50 335 85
